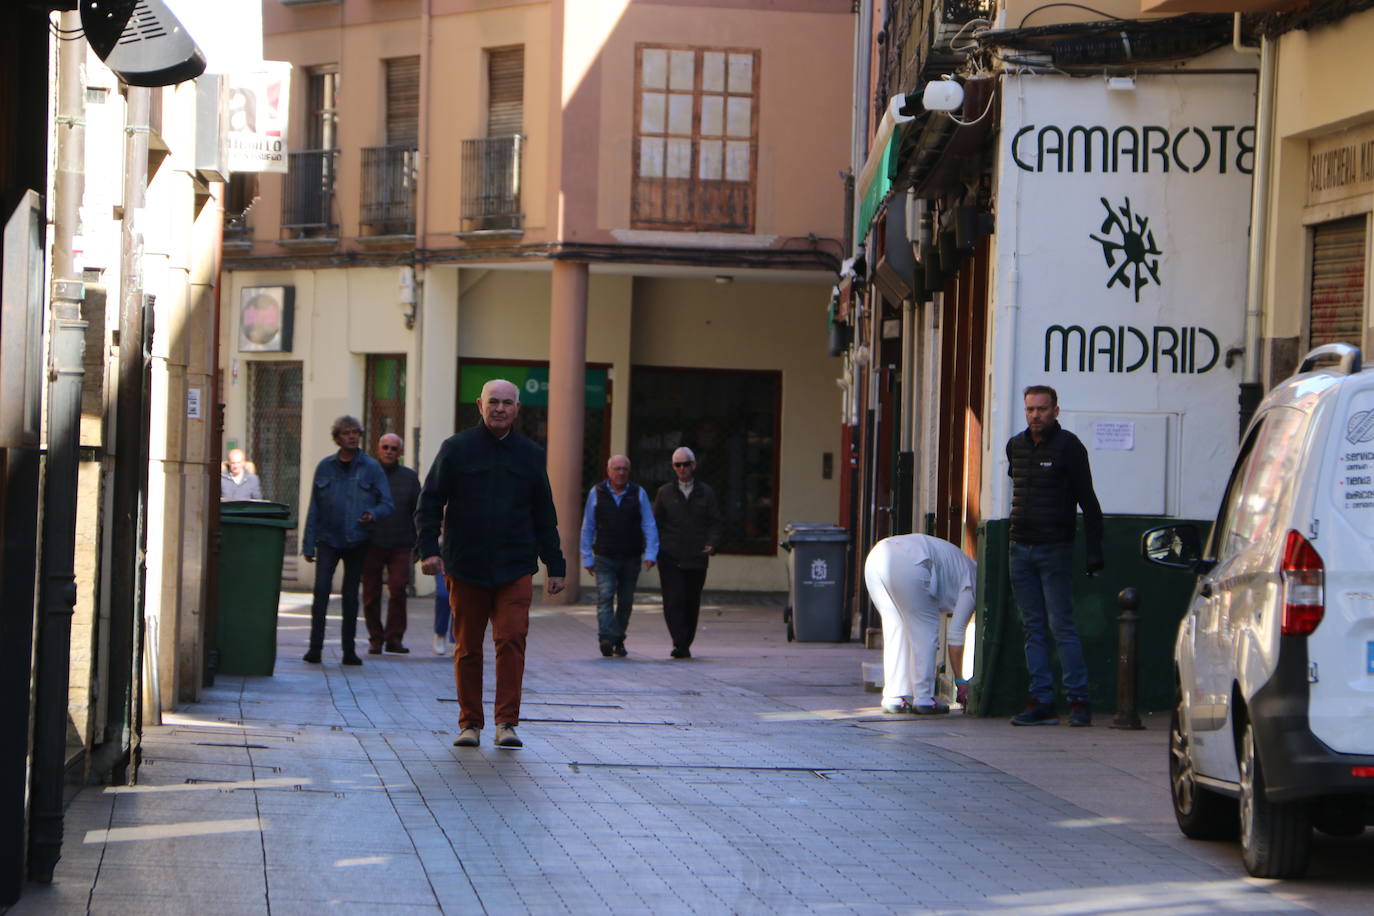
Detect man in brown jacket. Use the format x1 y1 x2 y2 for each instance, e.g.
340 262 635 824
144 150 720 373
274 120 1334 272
652 447 723 659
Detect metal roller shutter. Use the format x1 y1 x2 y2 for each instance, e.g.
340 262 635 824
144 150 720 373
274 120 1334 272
385 56 420 146
487 46 523 137
1309 216 1368 349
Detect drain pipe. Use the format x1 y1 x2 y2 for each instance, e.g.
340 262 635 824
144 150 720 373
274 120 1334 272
29 8 87 882
1236 14 1274 437
850 0 873 252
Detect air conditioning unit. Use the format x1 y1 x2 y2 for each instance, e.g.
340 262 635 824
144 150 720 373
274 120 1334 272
929 0 993 65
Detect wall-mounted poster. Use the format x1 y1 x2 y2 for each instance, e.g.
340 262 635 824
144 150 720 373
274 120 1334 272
238 286 294 352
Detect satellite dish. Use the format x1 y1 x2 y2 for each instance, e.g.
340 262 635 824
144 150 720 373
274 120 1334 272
81 0 206 88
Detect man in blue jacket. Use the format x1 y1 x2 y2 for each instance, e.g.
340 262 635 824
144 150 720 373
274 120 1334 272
301 415 394 666
416 379 566 750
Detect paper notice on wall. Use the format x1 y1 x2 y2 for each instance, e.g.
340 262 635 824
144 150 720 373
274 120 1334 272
187 388 202 419
1093 421 1134 451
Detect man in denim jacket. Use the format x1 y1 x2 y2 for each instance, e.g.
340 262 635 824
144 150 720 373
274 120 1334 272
302 415 394 665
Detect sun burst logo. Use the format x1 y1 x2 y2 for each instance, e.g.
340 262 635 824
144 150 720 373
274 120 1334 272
1089 196 1162 303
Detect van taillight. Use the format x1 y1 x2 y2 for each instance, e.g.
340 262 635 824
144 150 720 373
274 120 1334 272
1281 530 1324 636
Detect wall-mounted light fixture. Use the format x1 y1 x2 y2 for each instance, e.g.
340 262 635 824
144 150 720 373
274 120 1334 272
399 265 417 329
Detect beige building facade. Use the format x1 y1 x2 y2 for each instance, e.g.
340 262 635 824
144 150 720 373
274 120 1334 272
224 0 853 594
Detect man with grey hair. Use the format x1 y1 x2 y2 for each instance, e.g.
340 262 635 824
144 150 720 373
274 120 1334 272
652 446 723 658
580 454 658 657
221 447 263 500
301 415 394 666
417 379 566 749
362 432 421 655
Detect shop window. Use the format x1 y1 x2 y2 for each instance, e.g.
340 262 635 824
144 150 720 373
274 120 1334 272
629 367 780 555
631 44 759 233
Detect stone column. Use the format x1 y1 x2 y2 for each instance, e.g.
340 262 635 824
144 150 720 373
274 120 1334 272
546 260 587 604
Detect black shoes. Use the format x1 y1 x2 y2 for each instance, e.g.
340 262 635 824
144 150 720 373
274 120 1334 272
1011 700 1059 726
599 639 614 658
670 646 691 659
341 652 363 666
612 642 627 658
384 643 410 654
1068 699 1092 727
302 648 322 664
367 642 383 655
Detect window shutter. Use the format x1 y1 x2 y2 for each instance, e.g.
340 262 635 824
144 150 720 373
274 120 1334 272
386 56 420 146
487 46 524 137
1309 216 1368 350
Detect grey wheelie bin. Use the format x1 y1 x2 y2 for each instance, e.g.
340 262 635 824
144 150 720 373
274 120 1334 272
216 500 295 676
780 523 850 642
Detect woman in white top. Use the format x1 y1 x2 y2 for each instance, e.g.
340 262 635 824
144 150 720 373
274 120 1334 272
864 534 976 714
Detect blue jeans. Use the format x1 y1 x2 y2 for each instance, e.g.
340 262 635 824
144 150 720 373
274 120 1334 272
594 555 641 643
1009 542 1088 704
308 542 367 653
433 574 450 638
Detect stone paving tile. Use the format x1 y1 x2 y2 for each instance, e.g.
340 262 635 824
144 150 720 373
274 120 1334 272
11 593 1338 914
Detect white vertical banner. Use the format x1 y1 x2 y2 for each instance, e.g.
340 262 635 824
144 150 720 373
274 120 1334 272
226 62 293 174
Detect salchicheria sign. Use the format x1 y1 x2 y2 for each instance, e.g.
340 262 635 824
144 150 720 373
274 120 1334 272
995 73 1254 383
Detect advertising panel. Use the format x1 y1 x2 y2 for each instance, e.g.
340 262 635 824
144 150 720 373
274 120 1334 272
989 72 1257 517
226 61 292 174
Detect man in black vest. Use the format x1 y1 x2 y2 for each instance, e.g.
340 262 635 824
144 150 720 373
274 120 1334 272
1006 385 1104 727
580 455 658 657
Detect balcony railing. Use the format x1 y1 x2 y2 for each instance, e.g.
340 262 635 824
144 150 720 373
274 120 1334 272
360 144 418 236
460 135 523 232
223 212 252 244
281 149 339 238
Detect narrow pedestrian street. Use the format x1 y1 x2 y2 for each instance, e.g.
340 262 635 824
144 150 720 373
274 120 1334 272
12 591 1370 915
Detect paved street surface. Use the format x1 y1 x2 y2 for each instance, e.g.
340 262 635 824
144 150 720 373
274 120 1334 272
13 590 1374 914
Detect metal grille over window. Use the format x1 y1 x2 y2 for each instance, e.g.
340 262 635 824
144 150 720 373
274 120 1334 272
632 44 759 233
461 46 524 232
1309 216 1367 350
629 367 780 554
248 362 303 553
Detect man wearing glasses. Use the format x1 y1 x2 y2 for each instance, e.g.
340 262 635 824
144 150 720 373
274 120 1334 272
362 433 421 655
301 416 395 666
416 379 566 749
652 447 723 659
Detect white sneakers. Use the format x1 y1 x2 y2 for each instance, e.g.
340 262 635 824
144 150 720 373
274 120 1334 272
433 633 447 655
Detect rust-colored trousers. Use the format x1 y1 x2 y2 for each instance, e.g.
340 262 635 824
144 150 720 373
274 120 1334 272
447 574 532 729
362 545 411 647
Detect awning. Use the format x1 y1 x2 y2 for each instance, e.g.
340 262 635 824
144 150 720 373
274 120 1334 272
855 107 905 245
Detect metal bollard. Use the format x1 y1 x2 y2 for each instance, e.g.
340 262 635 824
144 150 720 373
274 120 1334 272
1111 587 1145 730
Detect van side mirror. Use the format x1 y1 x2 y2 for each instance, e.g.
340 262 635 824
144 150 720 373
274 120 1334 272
1141 524 1211 573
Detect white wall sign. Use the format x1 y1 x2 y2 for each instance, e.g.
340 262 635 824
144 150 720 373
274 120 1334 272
990 69 1256 518
225 62 292 174
187 388 202 419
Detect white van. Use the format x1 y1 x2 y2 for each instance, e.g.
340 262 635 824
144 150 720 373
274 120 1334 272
1142 343 1374 879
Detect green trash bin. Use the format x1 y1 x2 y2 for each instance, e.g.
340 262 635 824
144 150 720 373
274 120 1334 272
216 500 295 676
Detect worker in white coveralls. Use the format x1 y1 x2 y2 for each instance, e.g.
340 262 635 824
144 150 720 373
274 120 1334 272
864 534 976 715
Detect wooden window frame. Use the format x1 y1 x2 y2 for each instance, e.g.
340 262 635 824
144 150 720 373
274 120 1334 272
631 43 760 234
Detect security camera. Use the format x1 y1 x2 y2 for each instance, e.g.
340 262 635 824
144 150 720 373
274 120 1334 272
922 80 964 113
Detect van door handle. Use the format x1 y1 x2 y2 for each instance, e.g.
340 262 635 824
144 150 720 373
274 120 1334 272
1199 582 1214 598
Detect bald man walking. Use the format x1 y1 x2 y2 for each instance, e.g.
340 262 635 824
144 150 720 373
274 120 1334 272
416 379 566 750
580 455 658 658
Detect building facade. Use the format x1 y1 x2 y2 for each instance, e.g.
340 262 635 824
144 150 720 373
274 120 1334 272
224 0 854 596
